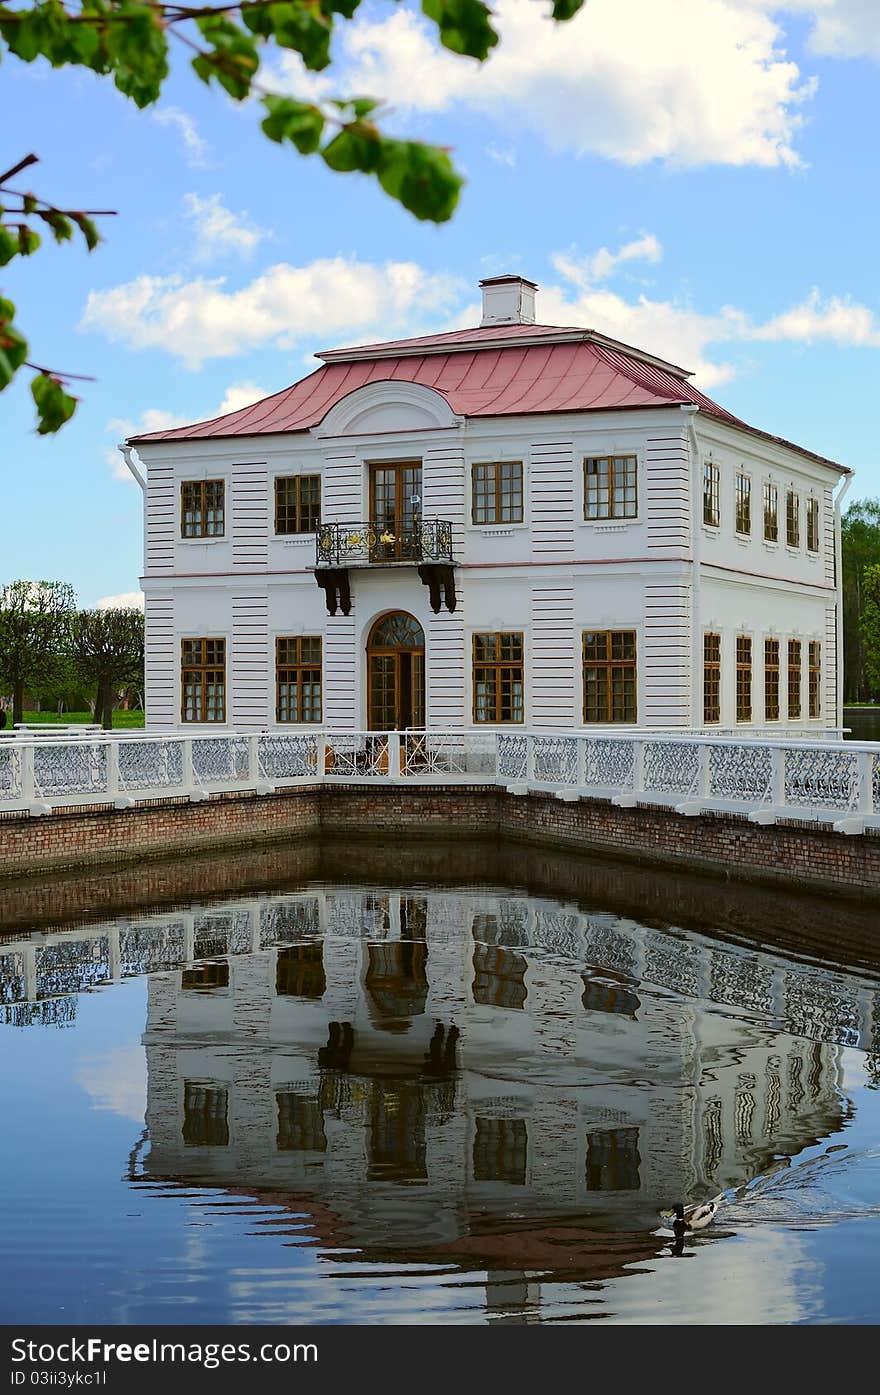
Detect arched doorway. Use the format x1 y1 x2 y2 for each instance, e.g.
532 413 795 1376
367 612 425 730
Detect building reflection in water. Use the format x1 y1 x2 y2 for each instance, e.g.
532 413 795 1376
3 880 878 1319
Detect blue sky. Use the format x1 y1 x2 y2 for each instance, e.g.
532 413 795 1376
3 0 880 606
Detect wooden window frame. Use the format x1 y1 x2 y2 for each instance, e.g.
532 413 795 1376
582 630 637 724
736 635 752 723
181 638 226 723
471 460 523 525
809 641 821 718
275 636 322 723
703 632 721 725
181 479 225 538
786 489 800 548
703 461 720 528
763 482 779 543
472 632 524 724
788 639 802 720
735 472 751 536
584 455 638 521
806 497 820 553
764 638 780 722
275 474 321 535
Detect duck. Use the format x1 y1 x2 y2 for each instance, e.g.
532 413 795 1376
660 1199 719 1234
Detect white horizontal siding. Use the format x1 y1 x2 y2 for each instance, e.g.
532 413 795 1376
423 444 465 560
642 581 692 726
323 450 362 528
144 594 175 727
324 612 357 729
530 584 575 727
232 465 269 570
145 463 175 575
646 429 690 554
530 441 574 557
428 605 466 726
231 595 269 727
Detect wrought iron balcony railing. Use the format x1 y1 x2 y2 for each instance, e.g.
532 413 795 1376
315 518 454 568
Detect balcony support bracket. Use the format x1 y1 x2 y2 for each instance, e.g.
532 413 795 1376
418 563 457 614
315 568 352 617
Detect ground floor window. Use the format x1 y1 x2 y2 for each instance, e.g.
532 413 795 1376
736 636 752 722
703 632 721 724
473 632 524 723
583 630 637 723
181 638 225 722
788 640 802 720
276 636 322 722
809 641 822 717
764 638 780 721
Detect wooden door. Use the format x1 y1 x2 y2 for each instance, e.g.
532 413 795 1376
369 462 422 561
367 612 426 730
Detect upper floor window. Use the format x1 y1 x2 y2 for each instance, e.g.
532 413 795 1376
735 472 751 536
276 636 322 723
763 483 779 543
584 454 637 520
181 480 224 538
736 635 752 722
275 474 320 534
472 461 523 525
181 638 225 723
583 630 637 723
703 633 721 724
786 489 800 548
806 497 820 553
473 632 524 723
703 461 720 528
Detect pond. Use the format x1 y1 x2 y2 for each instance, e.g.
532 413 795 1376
845 706 880 742
1 843 879 1326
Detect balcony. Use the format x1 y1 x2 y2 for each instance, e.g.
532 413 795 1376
315 519 454 568
313 519 456 617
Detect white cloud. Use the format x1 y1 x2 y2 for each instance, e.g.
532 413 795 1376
152 107 209 168
216 381 274 415
182 193 268 262
75 1045 146 1123
95 591 145 611
485 143 517 169
755 2 880 62
81 257 463 369
566 234 664 285
277 0 815 168
751 288 880 346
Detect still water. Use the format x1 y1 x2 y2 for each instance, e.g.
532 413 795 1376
845 706 880 741
2 845 879 1326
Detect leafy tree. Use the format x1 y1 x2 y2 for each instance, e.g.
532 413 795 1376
841 499 880 702
860 564 880 699
1 1 585 432
69 606 144 728
0 579 76 725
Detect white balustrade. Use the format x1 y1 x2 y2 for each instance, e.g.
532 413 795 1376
0 727 877 834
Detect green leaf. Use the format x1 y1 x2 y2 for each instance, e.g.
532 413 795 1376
18 225 41 255
550 0 586 18
70 212 101 251
321 123 382 175
261 94 326 154
0 297 29 391
376 138 463 222
37 208 73 242
106 4 169 106
0 224 19 266
31 372 77 435
192 16 259 101
421 0 499 61
241 3 332 72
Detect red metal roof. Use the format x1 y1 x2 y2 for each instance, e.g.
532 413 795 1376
127 322 848 472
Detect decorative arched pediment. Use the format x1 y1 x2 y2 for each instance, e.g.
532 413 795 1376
313 380 462 438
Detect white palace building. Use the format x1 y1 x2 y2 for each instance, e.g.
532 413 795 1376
125 275 852 735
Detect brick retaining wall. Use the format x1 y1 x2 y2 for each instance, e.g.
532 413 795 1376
1 783 879 898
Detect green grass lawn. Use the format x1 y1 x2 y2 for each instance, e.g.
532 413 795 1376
9 710 146 729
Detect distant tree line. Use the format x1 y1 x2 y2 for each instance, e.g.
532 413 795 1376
842 500 880 704
0 580 144 729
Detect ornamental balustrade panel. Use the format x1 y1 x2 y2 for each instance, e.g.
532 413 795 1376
191 736 249 786
34 742 107 798
258 733 319 781
584 738 635 791
708 744 773 804
118 738 184 791
532 735 579 785
497 734 528 781
783 747 859 812
0 744 22 802
644 740 700 796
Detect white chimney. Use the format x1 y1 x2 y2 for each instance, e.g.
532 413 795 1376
479 274 538 327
